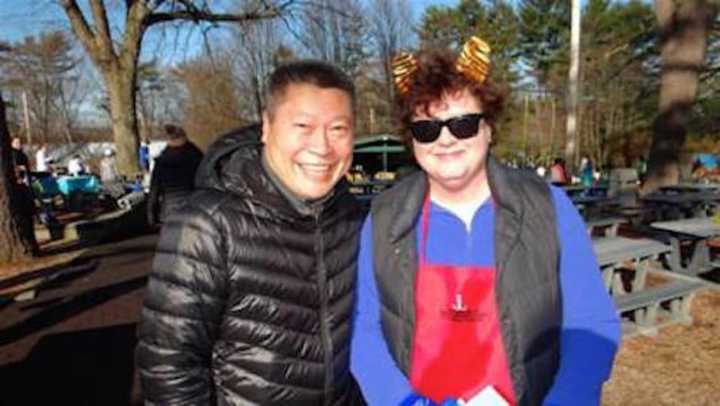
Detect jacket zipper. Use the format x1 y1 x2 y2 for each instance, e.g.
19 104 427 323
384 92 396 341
315 212 334 405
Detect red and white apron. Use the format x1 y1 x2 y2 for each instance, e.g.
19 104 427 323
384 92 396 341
409 197 516 405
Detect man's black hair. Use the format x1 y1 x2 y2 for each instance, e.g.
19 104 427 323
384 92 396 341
265 60 355 118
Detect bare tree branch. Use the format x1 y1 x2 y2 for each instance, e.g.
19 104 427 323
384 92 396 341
89 0 115 58
120 1 151 69
60 0 101 63
145 0 299 27
146 9 283 26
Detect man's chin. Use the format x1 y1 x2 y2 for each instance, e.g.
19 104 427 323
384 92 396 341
295 182 334 200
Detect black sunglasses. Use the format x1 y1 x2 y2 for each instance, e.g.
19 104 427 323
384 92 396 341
409 113 486 144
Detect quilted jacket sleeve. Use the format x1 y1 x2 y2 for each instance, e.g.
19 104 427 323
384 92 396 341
136 205 229 405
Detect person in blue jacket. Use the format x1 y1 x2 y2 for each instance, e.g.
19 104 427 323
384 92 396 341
351 37 621 406
579 156 594 188
139 137 151 173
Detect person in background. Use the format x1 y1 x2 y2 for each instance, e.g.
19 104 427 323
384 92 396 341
579 156 594 187
67 154 85 176
99 148 125 199
10 137 31 183
9 137 37 251
35 143 49 173
145 125 203 226
351 37 620 405
99 149 120 184
550 157 569 186
138 137 151 173
691 158 708 181
136 60 365 405
636 156 648 183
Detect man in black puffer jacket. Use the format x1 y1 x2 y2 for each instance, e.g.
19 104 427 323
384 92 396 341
136 61 366 406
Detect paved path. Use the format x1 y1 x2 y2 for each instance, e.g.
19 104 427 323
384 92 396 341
0 233 158 406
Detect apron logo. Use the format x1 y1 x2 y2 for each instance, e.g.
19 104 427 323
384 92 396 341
453 293 467 312
443 293 483 322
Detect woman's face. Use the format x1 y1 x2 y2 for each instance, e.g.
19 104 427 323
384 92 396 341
411 89 492 197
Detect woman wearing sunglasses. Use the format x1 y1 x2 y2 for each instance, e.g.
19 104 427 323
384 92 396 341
351 38 620 406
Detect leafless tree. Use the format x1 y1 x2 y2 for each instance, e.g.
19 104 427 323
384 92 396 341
174 52 245 150
59 0 298 175
0 31 82 146
367 0 414 104
230 13 283 121
294 0 366 75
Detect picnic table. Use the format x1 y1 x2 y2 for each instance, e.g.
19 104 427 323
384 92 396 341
348 179 394 211
561 185 618 218
659 183 720 193
642 189 720 220
650 217 720 274
592 235 710 336
593 236 671 295
574 196 618 219
562 184 608 198
348 179 393 196
586 216 626 237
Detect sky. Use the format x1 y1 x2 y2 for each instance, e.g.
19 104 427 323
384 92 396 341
0 0 651 71
0 0 463 67
1 1 642 51
0 0 649 44
0 0 459 43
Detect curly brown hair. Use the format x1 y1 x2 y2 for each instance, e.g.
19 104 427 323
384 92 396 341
395 48 505 145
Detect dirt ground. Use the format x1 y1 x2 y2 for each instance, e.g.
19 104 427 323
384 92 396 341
602 288 720 406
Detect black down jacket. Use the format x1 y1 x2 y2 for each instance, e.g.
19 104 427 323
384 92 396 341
136 125 366 406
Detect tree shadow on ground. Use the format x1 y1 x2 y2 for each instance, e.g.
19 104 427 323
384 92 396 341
41 222 157 258
0 323 142 406
0 276 147 345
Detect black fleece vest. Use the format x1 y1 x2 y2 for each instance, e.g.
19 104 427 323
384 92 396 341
370 157 561 406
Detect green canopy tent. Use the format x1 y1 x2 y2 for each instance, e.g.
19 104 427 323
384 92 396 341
353 134 411 173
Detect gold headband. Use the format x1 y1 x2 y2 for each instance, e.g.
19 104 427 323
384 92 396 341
391 36 492 97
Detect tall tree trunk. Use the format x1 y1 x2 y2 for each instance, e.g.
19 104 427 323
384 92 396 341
565 0 582 171
0 93 37 266
105 67 141 176
642 0 718 194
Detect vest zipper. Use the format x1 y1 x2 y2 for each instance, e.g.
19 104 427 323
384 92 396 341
315 212 334 405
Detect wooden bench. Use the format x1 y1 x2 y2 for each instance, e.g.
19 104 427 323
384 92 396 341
614 277 706 337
